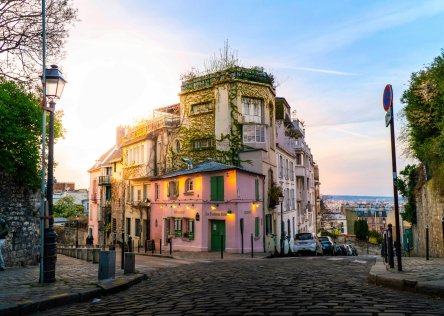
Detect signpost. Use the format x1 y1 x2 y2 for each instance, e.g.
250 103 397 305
383 84 402 272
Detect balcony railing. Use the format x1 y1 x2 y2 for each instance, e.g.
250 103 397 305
123 115 180 143
98 176 111 186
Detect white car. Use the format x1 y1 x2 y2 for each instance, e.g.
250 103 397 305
293 233 323 256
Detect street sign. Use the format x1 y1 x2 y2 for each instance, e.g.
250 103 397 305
383 84 393 112
385 109 392 127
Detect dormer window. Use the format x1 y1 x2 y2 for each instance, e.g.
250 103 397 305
167 181 179 199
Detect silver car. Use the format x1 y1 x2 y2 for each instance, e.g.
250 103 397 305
293 233 323 256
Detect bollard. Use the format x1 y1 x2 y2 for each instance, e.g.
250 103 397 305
121 230 125 269
169 238 172 255
98 250 116 280
251 233 254 258
128 236 133 253
124 252 136 274
87 248 93 262
406 237 410 257
387 224 394 268
76 248 82 259
92 248 101 264
426 225 430 260
80 248 87 261
220 234 224 259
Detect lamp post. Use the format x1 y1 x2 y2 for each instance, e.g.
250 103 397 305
278 194 284 256
75 216 79 248
41 65 66 283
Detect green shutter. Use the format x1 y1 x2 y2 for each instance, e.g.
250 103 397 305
255 177 259 201
175 181 179 196
211 176 218 201
255 217 259 237
166 182 170 197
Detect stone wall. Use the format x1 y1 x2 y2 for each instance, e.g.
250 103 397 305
413 175 444 257
0 173 40 266
54 221 89 247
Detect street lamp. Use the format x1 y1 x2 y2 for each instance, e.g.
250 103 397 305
75 216 79 248
41 65 67 283
278 194 284 256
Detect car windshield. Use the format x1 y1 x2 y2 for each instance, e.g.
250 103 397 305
295 233 313 240
319 237 329 241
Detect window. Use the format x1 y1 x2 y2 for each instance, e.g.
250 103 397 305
279 155 283 179
210 176 224 201
175 140 181 153
255 177 259 201
285 188 290 211
105 186 111 200
192 138 213 150
143 184 150 201
284 159 289 179
126 218 131 236
137 189 141 202
185 178 194 193
135 219 141 236
167 181 179 198
130 185 134 202
290 189 295 209
287 219 291 237
140 145 144 163
155 183 159 200
241 97 264 123
191 102 213 115
265 214 272 235
289 161 294 181
185 219 194 240
174 218 182 237
243 125 265 143
255 217 260 238
296 153 303 166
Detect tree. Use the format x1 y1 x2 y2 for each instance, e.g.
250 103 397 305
0 79 64 189
401 50 444 194
397 165 418 225
354 219 369 241
0 0 78 84
0 80 41 188
53 195 84 219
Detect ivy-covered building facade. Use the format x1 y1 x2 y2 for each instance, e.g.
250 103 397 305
88 66 320 253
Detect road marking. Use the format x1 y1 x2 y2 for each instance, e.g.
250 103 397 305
327 258 344 261
352 260 367 264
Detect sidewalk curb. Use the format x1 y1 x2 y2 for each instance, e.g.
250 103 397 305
0 273 147 316
368 258 444 298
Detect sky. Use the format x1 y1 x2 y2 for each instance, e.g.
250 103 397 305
54 0 444 196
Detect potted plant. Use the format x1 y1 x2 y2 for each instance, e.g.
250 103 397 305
268 182 283 208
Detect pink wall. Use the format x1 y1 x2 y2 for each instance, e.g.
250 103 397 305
149 169 264 253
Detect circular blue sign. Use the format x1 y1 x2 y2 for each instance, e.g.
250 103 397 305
383 84 393 112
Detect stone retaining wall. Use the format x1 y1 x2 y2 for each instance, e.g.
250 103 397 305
0 173 40 266
414 173 444 257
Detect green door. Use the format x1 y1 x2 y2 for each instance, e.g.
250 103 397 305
210 220 226 251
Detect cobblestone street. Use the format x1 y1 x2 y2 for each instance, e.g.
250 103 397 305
38 255 444 315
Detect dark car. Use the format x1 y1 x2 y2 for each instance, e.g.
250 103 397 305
318 236 335 255
334 244 348 256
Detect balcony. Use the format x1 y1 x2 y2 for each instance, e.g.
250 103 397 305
98 176 111 186
100 199 111 209
122 115 180 143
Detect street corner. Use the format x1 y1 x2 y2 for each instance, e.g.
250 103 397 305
97 273 147 294
416 279 444 299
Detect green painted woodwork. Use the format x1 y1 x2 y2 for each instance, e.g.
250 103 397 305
210 220 226 251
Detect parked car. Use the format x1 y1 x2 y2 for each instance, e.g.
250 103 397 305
318 236 335 255
333 244 348 256
293 233 323 256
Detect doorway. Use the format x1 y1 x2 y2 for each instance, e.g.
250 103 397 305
210 220 226 251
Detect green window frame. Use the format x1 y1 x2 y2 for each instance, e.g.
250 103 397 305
255 217 260 238
210 176 224 201
187 219 194 240
174 218 182 237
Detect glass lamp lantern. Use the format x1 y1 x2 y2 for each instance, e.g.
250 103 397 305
42 65 66 99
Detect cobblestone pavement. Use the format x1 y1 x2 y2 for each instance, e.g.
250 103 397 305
391 256 444 281
37 255 444 316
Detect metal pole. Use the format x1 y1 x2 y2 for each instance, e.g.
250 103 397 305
39 0 47 286
387 224 394 269
169 238 172 255
43 100 57 283
75 220 79 248
121 230 124 269
220 234 223 259
389 104 403 271
426 225 429 260
251 233 254 258
160 239 162 254
240 218 244 254
383 232 388 263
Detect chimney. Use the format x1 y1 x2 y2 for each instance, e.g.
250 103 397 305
116 126 125 146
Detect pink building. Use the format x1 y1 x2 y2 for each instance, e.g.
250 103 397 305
149 161 265 253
